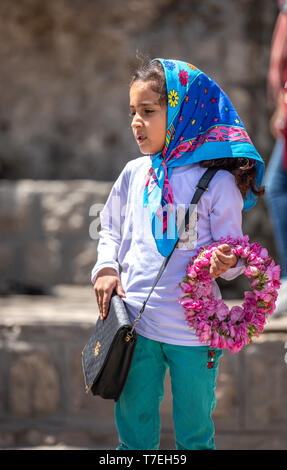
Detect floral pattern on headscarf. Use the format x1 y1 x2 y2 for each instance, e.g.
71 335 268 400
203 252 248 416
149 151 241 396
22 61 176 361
143 58 265 257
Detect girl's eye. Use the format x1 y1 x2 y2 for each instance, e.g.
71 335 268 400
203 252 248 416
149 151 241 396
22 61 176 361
129 109 154 118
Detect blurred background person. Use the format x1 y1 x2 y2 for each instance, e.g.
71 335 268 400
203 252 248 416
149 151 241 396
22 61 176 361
265 0 287 316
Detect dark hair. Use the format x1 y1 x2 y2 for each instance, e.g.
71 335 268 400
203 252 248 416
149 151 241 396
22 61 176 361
130 56 168 106
130 56 265 200
199 158 265 199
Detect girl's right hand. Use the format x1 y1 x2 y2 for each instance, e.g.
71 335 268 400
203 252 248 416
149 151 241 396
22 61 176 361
93 267 126 320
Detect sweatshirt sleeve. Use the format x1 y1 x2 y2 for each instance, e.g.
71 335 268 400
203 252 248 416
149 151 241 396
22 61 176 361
209 171 246 281
90 162 131 285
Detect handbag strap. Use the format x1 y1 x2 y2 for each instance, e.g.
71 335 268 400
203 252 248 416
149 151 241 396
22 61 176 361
128 167 219 337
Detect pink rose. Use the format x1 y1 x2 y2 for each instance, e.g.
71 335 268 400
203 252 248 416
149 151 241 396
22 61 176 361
230 306 245 322
250 242 262 255
216 300 229 321
198 324 212 343
245 266 259 278
196 257 210 267
241 247 251 258
187 266 197 279
261 292 272 303
180 282 194 293
260 248 269 259
271 265 281 281
210 331 224 349
248 253 257 262
234 245 243 256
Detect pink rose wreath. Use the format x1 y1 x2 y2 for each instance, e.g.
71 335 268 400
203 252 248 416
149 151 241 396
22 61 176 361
179 236 281 354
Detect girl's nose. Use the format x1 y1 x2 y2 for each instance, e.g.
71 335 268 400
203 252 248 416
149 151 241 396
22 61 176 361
131 113 143 128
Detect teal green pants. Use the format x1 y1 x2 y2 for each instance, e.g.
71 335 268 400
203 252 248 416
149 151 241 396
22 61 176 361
115 334 222 450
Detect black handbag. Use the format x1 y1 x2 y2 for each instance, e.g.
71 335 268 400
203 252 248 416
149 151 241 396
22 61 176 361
81 291 136 400
81 168 219 401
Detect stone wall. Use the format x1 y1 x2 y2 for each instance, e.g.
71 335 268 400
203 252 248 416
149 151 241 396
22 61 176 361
1 286 287 450
0 0 278 181
0 176 278 296
0 0 282 292
0 179 112 292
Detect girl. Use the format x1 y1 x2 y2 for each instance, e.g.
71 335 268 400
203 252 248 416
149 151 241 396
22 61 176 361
91 58 265 450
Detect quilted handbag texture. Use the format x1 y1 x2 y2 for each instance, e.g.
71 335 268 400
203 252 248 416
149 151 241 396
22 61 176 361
81 291 137 401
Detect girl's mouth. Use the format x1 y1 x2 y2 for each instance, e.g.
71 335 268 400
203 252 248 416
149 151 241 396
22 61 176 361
136 136 147 145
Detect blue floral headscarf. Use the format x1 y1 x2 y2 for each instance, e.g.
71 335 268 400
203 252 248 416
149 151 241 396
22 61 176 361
143 58 265 257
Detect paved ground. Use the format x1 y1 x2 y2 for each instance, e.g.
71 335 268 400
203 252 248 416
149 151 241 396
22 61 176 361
1 284 286 329
0 285 99 325
1 285 287 451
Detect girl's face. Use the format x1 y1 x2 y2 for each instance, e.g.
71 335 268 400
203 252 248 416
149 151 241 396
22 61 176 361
129 80 167 155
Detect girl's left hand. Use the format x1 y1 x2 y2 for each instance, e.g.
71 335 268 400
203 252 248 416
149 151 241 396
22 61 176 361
209 244 238 278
